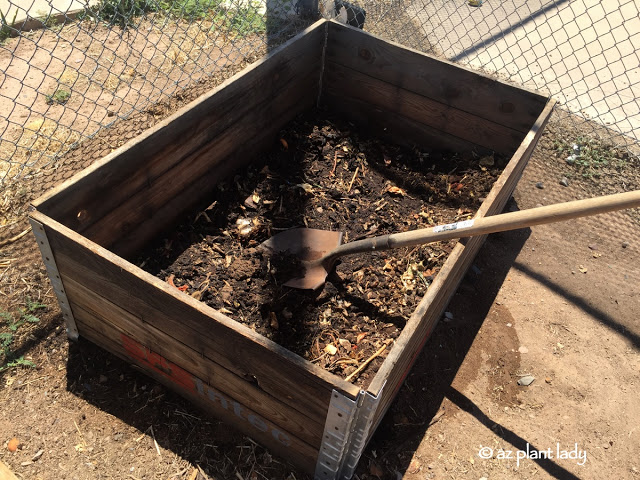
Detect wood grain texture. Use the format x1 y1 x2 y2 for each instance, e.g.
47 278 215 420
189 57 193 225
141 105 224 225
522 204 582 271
87 69 319 258
62 274 324 448
33 19 326 249
32 211 360 423
76 320 319 474
366 98 555 432
323 91 492 154
325 21 548 133
323 61 525 154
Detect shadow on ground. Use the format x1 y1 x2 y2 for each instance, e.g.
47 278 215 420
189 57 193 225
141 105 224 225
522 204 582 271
355 202 576 479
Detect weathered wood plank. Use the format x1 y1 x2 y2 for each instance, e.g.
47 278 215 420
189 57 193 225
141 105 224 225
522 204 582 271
0 461 20 480
32 211 360 423
84 68 319 257
322 61 525 154
76 319 319 474
366 99 555 432
33 19 327 241
62 274 325 448
325 21 548 133
323 92 491 154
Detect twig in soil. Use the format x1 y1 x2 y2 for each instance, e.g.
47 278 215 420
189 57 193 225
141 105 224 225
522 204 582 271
194 211 212 224
347 166 359 194
345 339 393 382
0 227 32 248
0 220 20 229
150 425 162 457
21 375 49 386
73 420 87 449
330 150 340 176
428 409 445 427
335 358 358 366
175 410 202 421
197 465 211 480
310 352 327 363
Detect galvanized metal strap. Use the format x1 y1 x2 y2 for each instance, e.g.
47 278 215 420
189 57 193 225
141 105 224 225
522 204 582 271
29 217 79 341
315 385 383 480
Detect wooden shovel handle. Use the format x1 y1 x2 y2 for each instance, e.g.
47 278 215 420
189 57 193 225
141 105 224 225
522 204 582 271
323 190 640 264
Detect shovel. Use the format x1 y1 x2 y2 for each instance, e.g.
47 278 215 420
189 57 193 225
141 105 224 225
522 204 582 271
260 190 640 290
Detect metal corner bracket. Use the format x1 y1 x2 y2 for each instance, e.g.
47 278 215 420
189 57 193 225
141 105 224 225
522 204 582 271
315 384 385 480
28 217 79 341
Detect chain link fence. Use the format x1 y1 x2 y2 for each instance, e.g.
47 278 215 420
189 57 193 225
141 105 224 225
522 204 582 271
1 0 638 185
363 0 640 142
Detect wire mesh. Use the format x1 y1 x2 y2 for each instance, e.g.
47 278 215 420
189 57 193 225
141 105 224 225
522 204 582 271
0 0 308 184
356 0 640 146
1 0 638 185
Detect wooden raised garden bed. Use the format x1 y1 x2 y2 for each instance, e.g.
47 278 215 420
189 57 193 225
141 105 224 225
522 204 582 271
29 19 554 479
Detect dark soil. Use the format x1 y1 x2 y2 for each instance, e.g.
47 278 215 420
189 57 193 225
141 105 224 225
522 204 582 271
135 109 504 387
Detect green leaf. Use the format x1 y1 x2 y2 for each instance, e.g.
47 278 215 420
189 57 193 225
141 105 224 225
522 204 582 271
26 298 47 312
0 332 13 348
23 313 41 323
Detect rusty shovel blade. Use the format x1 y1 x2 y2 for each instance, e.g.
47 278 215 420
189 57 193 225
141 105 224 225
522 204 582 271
259 228 344 290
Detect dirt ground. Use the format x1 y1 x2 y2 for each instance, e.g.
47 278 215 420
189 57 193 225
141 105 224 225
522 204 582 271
0 11 312 182
1 56 639 480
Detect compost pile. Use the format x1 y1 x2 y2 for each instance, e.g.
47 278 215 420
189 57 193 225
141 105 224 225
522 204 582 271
136 109 504 387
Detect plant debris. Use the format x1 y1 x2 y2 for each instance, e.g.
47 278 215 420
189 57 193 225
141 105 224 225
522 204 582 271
136 109 503 387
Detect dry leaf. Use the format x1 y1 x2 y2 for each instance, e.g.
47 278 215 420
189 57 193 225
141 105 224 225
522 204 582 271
324 344 338 355
385 186 406 196
338 338 352 350
244 195 258 209
269 312 279 330
220 283 233 303
297 183 314 193
236 217 259 236
356 332 367 344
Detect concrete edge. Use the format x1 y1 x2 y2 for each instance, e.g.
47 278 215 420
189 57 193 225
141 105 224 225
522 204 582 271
3 8 88 37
